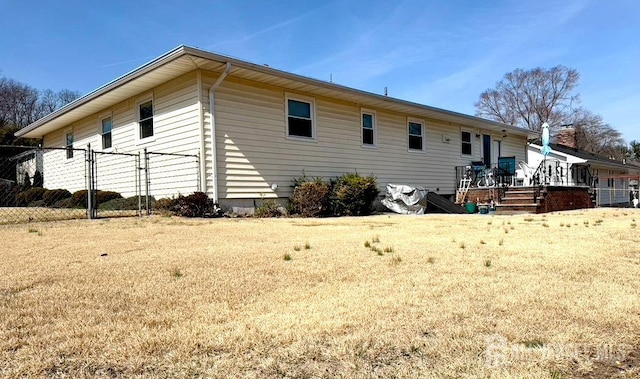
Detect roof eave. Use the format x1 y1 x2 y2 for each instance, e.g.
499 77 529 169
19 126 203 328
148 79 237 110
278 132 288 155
17 44 538 140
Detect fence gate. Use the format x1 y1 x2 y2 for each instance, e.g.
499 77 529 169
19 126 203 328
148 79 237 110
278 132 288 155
90 149 143 218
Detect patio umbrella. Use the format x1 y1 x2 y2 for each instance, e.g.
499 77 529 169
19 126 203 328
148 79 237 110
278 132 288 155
541 122 552 156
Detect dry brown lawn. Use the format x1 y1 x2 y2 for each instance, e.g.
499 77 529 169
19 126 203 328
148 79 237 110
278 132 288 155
1 209 639 378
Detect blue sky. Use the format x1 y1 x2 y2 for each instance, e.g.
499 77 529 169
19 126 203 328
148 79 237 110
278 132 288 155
1 0 638 142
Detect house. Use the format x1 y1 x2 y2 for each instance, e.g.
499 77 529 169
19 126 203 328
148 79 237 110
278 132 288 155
528 142 639 207
16 45 536 212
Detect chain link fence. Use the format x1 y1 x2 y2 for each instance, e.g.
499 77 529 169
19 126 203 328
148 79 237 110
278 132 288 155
0 145 200 224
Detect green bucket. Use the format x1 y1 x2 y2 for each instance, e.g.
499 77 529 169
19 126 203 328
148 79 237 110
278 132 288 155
465 202 478 214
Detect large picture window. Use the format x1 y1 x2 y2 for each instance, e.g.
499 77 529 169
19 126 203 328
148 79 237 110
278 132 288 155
362 110 376 146
408 121 424 151
287 97 315 139
102 117 113 149
139 100 154 139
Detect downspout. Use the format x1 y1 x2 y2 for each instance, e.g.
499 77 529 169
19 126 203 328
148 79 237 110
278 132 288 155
209 62 232 203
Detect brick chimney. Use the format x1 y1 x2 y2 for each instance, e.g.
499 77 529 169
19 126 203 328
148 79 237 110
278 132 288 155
555 127 577 148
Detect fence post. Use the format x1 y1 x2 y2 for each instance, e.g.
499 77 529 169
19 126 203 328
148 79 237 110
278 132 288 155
144 148 150 215
86 144 95 219
136 152 142 217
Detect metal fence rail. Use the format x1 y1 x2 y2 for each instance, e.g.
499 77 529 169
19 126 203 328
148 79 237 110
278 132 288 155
0 145 201 224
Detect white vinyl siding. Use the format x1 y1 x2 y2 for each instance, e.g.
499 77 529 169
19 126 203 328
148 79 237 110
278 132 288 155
207 75 529 199
41 72 201 198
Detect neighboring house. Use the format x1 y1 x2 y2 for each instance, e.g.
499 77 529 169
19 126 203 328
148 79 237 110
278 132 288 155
11 149 44 186
16 45 536 212
528 142 638 206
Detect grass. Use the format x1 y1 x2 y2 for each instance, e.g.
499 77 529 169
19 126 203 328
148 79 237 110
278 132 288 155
1 209 639 378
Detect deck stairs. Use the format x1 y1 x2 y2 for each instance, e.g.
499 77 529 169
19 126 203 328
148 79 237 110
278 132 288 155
495 187 540 214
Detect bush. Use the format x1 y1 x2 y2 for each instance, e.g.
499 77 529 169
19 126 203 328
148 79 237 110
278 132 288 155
330 173 379 216
153 197 179 213
174 192 221 217
71 190 123 208
32 170 44 188
15 187 47 207
255 199 286 218
42 189 72 206
51 197 79 209
290 177 331 217
100 196 154 211
0 181 18 207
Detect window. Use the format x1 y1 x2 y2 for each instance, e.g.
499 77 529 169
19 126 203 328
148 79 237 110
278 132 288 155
461 130 472 155
102 117 113 149
66 132 74 159
139 100 154 139
362 110 376 146
408 120 424 151
287 97 314 139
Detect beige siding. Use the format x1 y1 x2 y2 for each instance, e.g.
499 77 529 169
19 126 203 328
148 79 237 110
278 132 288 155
42 72 201 198
206 75 530 200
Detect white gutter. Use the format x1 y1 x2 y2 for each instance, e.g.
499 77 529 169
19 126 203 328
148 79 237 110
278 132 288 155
208 62 232 203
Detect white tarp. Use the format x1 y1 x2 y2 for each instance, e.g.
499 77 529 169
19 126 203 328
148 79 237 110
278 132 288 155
381 184 428 215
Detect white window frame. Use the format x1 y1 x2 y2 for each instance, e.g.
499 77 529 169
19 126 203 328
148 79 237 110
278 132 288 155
461 128 473 156
100 112 113 150
136 95 155 144
361 108 377 148
407 117 425 152
285 93 316 141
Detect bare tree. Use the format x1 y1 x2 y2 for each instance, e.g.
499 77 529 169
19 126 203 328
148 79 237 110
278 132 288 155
0 77 40 128
568 108 626 158
0 76 80 131
475 65 580 132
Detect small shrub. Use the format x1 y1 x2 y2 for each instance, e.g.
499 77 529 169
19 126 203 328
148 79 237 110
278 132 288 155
154 197 178 213
364 241 371 248
32 170 44 188
15 187 46 206
174 192 221 217
100 196 154 211
170 267 183 278
42 189 72 206
96 190 123 205
52 197 80 209
254 199 286 218
330 173 379 216
304 242 311 250
290 177 331 217
283 253 292 261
